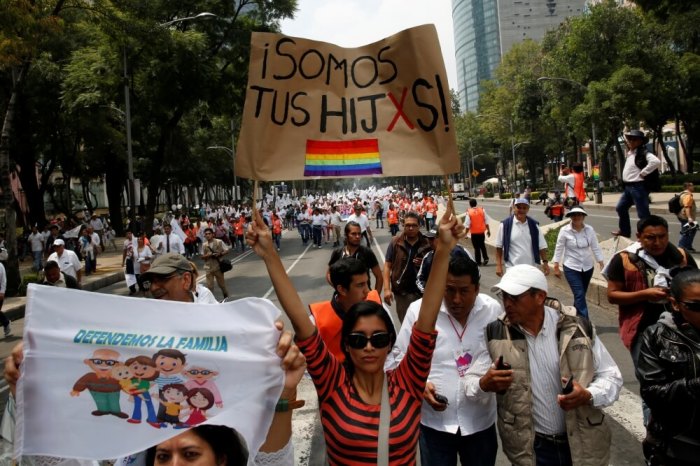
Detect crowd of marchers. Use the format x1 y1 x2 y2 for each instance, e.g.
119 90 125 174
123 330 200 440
2 137 700 465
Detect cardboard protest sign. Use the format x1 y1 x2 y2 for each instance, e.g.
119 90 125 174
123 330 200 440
15 285 284 463
236 24 459 180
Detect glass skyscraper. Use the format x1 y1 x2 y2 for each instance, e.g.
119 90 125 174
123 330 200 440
453 0 586 112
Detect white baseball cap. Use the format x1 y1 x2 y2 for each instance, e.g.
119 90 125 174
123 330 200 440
53 239 65 247
491 264 548 295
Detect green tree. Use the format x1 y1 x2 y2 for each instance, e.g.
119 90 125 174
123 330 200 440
1 0 68 293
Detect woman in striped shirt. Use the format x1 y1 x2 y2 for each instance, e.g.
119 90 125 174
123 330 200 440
247 204 463 465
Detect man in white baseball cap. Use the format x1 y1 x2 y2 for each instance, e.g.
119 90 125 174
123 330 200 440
495 198 549 278
46 238 82 285
464 264 622 465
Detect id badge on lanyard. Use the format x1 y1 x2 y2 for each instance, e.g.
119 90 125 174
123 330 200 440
448 315 472 377
454 348 473 377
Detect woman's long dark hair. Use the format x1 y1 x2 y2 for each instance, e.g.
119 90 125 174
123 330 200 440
341 301 397 377
146 425 248 465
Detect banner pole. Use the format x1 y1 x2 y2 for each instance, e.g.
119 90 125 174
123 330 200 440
253 180 259 213
443 175 458 222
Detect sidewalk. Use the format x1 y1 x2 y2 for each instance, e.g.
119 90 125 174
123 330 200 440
477 190 675 215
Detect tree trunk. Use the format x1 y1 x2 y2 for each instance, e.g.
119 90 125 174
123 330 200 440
0 66 30 295
144 108 185 236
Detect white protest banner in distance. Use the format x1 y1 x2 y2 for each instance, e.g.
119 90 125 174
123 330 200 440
15 285 283 462
236 24 460 181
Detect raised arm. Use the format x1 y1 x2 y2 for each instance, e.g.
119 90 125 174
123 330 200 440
246 211 317 340
414 203 463 333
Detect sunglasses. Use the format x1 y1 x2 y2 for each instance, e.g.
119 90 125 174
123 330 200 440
346 332 391 350
142 273 179 290
679 301 700 312
187 369 213 376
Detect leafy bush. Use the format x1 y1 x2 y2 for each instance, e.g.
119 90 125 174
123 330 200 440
545 225 562 261
18 273 40 296
484 192 495 198
499 193 513 200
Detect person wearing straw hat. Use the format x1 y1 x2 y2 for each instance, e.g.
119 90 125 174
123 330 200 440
551 206 605 319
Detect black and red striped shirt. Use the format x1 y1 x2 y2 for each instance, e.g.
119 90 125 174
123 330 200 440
297 326 437 465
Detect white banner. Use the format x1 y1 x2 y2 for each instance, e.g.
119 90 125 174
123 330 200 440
15 285 284 462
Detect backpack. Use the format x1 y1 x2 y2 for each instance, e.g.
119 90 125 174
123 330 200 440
668 192 683 215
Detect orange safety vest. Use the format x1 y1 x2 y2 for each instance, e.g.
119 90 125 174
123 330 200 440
308 290 382 363
574 172 586 202
467 207 487 234
185 228 197 244
550 203 564 216
272 218 282 235
233 219 245 236
387 210 399 225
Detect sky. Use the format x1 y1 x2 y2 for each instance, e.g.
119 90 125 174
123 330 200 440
279 0 458 89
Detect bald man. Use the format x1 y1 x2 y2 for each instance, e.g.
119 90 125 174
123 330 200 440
71 348 127 418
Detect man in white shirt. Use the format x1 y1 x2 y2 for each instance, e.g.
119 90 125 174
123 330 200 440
613 129 661 238
465 265 622 466
329 205 343 247
161 223 185 255
27 225 46 272
557 167 576 200
47 239 82 285
346 205 373 248
88 214 104 244
150 226 164 259
388 253 501 465
495 198 549 278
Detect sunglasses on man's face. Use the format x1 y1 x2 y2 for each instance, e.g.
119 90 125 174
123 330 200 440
346 332 391 350
679 300 700 312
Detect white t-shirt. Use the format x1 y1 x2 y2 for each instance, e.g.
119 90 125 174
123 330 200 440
347 213 370 233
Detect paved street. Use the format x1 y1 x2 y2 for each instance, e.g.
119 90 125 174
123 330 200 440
0 192 682 464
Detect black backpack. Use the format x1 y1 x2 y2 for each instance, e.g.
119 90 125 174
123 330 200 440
668 192 683 215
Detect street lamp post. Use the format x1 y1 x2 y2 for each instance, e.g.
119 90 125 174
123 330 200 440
121 12 216 220
511 142 529 188
471 153 486 194
476 113 519 191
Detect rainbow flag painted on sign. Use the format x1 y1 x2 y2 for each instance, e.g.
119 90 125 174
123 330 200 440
304 139 383 177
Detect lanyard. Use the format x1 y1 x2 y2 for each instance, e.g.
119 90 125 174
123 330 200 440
447 314 467 342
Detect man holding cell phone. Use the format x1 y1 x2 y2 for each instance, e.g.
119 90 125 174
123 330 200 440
464 265 622 466
387 252 502 466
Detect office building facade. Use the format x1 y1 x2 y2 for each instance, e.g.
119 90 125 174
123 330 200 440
453 0 587 112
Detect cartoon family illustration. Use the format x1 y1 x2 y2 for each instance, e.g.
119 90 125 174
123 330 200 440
71 348 223 429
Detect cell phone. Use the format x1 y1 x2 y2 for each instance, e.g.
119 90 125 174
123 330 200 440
434 394 449 405
496 355 511 370
562 374 575 394
495 356 511 395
